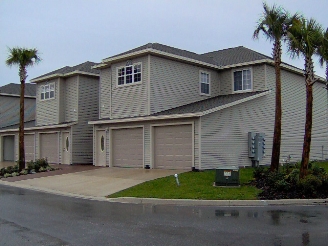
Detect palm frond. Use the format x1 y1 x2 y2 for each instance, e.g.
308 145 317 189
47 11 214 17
6 47 41 68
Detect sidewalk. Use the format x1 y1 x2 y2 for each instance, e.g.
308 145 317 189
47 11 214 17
1 165 328 206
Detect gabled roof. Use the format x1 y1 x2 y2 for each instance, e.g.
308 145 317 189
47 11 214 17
201 46 271 66
104 43 218 65
95 43 274 70
152 91 268 116
31 61 100 82
0 83 36 97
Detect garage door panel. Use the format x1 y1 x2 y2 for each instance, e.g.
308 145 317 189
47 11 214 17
3 136 15 161
112 128 143 168
25 134 35 162
154 124 192 170
40 133 58 164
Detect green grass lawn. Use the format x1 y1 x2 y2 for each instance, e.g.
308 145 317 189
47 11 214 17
108 167 261 200
108 161 328 200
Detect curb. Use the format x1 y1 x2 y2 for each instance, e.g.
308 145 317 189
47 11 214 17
107 197 328 207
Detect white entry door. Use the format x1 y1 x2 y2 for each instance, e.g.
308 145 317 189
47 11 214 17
96 130 106 166
62 132 70 164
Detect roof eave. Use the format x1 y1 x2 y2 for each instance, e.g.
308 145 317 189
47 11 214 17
0 93 36 99
88 113 202 125
0 122 77 133
31 71 99 83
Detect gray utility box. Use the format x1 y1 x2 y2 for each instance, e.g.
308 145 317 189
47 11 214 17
215 166 240 186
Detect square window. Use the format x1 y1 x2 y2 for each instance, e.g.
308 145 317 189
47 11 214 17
117 63 142 86
234 69 251 92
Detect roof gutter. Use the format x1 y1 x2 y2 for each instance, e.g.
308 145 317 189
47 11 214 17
220 59 325 82
0 122 77 133
0 93 36 99
88 113 202 125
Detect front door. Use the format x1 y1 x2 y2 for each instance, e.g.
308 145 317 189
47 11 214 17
62 132 70 164
96 130 106 166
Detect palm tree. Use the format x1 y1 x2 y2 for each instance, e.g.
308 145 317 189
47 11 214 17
318 28 328 82
287 18 324 178
6 47 41 171
253 3 297 172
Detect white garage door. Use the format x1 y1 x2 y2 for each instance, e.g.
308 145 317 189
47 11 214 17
154 124 192 170
3 135 15 161
40 133 59 164
112 128 143 168
25 134 35 162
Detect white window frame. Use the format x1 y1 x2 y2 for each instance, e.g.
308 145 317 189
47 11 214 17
199 71 211 96
117 63 142 87
232 68 253 93
40 83 55 100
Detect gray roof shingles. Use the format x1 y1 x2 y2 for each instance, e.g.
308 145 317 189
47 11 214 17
104 43 273 67
201 46 271 66
0 83 36 96
33 61 100 80
152 91 267 116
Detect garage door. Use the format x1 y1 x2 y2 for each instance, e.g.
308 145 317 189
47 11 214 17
25 134 35 162
3 135 15 161
154 124 192 170
40 133 59 164
112 128 143 168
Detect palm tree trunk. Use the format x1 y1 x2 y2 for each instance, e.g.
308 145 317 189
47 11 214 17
18 65 26 171
300 57 314 179
270 40 282 172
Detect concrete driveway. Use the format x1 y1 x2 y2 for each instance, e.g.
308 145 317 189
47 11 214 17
0 166 186 199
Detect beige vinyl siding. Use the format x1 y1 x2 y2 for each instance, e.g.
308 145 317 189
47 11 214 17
200 95 273 168
110 56 149 118
58 78 65 123
200 65 328 169
36 78 59 126
65 76 79 122
99 67 111 119
149 55 220 114
71 76 99 164
219 64 267 95
0 96 35 128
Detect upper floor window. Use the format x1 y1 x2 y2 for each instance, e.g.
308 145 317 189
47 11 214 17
40 83 55 100
117 63 142 86
233 69 252 92
200 71 210 95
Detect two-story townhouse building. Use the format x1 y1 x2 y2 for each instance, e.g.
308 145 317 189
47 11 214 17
0 83 36 162
0 62 99 164
89 43 328 170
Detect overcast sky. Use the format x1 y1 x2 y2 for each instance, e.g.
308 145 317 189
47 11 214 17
0 0 327 87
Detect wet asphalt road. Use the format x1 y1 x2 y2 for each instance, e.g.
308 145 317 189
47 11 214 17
0 184 327 246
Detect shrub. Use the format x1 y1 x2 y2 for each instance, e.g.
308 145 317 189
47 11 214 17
20 169 28 175
5 166 13 174
253 162 328 199
39 167 47 172
27 160 35 171
0 168 6 176
11 172 19 177
4 173 12 178
35 158 48 168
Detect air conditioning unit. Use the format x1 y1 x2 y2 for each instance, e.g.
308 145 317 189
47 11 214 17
215 166 240 186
